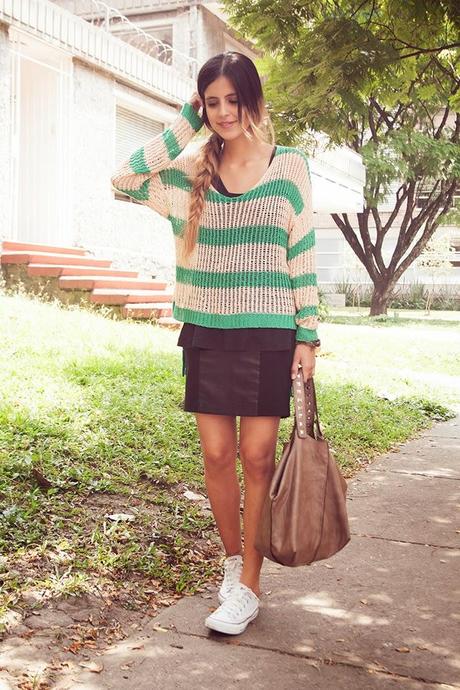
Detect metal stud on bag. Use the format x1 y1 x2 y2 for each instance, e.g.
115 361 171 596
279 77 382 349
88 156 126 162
293 372 323 440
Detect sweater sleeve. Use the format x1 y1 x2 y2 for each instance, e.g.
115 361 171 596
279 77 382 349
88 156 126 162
110 102 204 218
287 152 320 343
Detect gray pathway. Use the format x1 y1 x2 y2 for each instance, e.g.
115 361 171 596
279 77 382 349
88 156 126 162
1 416 459 689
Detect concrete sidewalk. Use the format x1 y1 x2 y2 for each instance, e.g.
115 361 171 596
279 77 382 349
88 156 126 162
2 415 459 689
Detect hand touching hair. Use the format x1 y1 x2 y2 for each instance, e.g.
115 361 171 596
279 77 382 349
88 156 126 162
183 92 223 260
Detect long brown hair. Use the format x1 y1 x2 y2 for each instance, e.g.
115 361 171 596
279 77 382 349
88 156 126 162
183 51 276 260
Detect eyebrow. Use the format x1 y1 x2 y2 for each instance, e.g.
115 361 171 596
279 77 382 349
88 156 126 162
205 93 237 101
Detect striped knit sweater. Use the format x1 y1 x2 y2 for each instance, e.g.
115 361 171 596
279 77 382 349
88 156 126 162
110 102 319 343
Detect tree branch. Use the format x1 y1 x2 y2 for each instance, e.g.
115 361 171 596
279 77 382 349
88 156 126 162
392 181 457 280
434 106 450 139
398 43 460 60
371 207 391 274
383 184 410 232
331 212 369 268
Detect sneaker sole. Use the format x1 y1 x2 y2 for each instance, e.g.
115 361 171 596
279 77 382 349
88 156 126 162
205 607 259 635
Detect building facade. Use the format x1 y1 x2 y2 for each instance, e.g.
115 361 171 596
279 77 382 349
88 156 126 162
0 0 457 294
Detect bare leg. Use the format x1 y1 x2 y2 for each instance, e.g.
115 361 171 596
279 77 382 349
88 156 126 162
194 412 242 557
238 415 280 597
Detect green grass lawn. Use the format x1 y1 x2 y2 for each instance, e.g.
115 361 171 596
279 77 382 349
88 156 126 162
0 292 458 628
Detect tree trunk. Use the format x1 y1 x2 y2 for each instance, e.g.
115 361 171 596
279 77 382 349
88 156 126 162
369 280 396 316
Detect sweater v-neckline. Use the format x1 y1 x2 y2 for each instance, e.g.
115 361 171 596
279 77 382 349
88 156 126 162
209 145 279 200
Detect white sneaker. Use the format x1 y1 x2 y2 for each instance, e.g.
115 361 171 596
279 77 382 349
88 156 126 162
205 582 260 635
218 554 243 604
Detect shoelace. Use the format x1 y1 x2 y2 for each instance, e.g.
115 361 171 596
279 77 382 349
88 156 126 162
220 585 256 617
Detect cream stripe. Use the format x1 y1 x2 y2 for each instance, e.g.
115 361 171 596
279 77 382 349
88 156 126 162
174 284 296 316
288 247 315 278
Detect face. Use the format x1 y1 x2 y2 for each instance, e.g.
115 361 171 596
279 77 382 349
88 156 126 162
202 74 250 139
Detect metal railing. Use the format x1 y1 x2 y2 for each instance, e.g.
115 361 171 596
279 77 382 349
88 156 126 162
0 0 194 102
61 0 186 12
56 0 198 79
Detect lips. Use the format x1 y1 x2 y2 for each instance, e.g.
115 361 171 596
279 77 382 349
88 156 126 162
218 121 236 127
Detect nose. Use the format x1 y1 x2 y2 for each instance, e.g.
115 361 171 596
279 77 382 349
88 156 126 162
216 102 231 117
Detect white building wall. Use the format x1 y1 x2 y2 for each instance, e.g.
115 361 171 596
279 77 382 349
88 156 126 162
71 60 177 280
0 24 12 241
173 8 191 63
2 0 456 295
10 33 73 247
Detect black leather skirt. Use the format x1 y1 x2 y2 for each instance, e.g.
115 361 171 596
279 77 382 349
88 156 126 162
177 324 297 418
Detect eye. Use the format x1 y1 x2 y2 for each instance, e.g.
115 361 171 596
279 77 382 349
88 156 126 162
207 100 238 107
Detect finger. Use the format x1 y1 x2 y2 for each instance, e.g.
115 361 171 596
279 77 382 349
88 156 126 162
291 363 301 379
301 369 309 383
301 364 314 383
304 369 314 383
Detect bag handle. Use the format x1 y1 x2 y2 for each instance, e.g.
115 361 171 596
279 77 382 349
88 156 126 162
291 373 324 440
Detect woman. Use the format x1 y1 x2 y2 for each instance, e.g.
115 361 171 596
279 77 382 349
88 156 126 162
111 51 320 636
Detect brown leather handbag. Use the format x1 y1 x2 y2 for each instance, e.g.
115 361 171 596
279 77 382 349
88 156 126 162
254 372 350 566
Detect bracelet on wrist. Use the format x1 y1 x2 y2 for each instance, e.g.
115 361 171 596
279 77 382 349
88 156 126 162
298 339 321 349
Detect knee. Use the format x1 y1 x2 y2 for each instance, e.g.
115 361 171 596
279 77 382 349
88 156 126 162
203 449 237 477
239 446 276 481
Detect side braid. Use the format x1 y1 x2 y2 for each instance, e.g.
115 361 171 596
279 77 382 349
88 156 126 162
182 102 275 262
182 133 222 260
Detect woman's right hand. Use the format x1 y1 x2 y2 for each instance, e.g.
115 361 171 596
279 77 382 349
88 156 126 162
189 91 203 117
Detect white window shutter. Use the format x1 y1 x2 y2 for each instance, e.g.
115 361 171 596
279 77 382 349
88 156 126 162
115 106 164 201
115 106 164 166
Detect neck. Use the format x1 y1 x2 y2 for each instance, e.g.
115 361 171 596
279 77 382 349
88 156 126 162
221 134 270 164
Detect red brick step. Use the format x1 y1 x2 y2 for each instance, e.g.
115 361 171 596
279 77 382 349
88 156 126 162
2 240 88 256
1 252 112 268
157 315 182 327
90 289 173 305
122 303 174 319
58 276 168 291
27 264 139 278
1 240 176 324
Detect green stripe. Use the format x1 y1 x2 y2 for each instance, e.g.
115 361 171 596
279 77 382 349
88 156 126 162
296 305 318 318
200 224 288 247
173 305 317 338
275 145 295 157
180 102 203 132
129 146 150 174
116 179 150 201
173 304 297 330
206 179 303 212
126 144 308 210
160 171 304 214
169 216 288 246
159 168 192 192
176 266 293 289
287 228 315 260
291 272 317 288
296 326 318 342
162 129 181 159
169 216 184 236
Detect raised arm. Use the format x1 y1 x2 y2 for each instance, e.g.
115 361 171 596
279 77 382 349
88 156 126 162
110 100 204 218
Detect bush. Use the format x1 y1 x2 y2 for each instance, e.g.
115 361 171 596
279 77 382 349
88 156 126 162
332 278 459 310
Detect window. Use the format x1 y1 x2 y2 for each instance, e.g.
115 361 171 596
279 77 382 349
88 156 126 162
449 233 460 268
114 105 164 203
416 178 459 209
